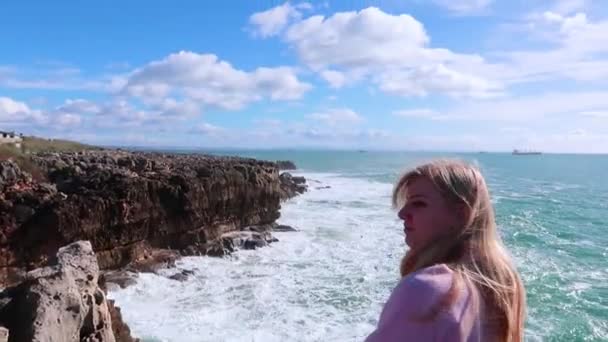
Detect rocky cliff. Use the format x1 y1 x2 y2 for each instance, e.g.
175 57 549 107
0 151 306 288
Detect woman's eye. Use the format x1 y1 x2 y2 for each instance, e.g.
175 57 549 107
410 201 427 208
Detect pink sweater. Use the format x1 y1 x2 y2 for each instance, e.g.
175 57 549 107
365 264 493 342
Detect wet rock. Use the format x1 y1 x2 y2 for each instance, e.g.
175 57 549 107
244 224 274 233
103 271 138 289
279 172 308 201
292 176 306 185
169 273 188 282
126 249 180 274
107 299 138 342
221 231 277 251
204 240 229 257
274 224 298 232
275 160 297 170
168 269 194 282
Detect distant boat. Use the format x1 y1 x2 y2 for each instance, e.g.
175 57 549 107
512 149 542 155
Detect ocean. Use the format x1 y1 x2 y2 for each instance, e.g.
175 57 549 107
107 151 608 341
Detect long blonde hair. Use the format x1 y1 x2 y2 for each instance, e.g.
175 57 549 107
392 159 526 341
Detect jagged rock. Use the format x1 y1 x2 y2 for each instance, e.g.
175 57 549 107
275 160 297 170
0 160 31 191
315 186 331 190
243 224 274 233
102 271 138 290
220 231 277 251
168 269 194 282
169 273 188 282
125 249 180 274
107 300 137 342
279 172 308 201
0 241 138 342
274 224 298 232
292 176 306 185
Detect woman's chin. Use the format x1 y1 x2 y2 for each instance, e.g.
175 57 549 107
405 236 414 249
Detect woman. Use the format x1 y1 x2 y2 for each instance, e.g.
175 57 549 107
366 159 526 341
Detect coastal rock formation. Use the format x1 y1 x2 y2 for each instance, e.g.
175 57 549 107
275 160 297 170
0 151 306 288
0 160 32 190
279 172 308 200
0 241 137 342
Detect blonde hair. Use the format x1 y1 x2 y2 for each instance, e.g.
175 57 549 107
393 159 526 342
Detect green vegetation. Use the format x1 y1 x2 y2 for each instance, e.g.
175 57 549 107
20 136 101 153
0 135 101 182
0 144 45 181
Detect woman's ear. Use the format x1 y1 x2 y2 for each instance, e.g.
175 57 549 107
455 202 472 227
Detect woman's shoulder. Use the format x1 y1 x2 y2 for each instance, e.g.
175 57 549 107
399 263 455 300
379 264 455 319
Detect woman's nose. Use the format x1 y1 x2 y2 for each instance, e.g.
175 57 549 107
398 207 410 221
398 207 412 225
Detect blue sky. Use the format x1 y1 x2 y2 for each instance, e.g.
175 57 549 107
1 0 608 153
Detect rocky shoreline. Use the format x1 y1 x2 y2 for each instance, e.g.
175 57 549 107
0 150 307 341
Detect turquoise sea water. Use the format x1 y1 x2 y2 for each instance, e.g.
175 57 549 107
110 150 608 341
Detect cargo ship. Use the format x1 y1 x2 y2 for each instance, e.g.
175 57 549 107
512 149 542 155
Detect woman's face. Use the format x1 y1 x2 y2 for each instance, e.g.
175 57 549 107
397 177 462 252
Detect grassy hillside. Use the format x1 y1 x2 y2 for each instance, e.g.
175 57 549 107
20 136 102 153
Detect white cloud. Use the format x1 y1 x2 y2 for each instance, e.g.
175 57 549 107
0 97 48 125
92 100 149 127
551 0 589 15
307 108 363 125
57 113 82 127
499 10 608 84
569 128 587 135
249 2 310 38
56 99 101 115
378 64 501 98
393 108 438 118
283 7 499 97
432 0 493 14
579 110 608 118
125 82 171 99
0 67 112 92
152 98 201 118
254 118 283 127
87 97 202 129
499 126 534 134
0 97 30 117
123 51 311 110
285 7 429 71
191 122 224 136
320 69 347 88
360 129 391 139
524 130 608 154
436 91 608 122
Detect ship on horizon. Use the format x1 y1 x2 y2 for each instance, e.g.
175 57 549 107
512 149 542 155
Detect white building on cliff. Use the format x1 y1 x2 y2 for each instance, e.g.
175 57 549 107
0 131 23 149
